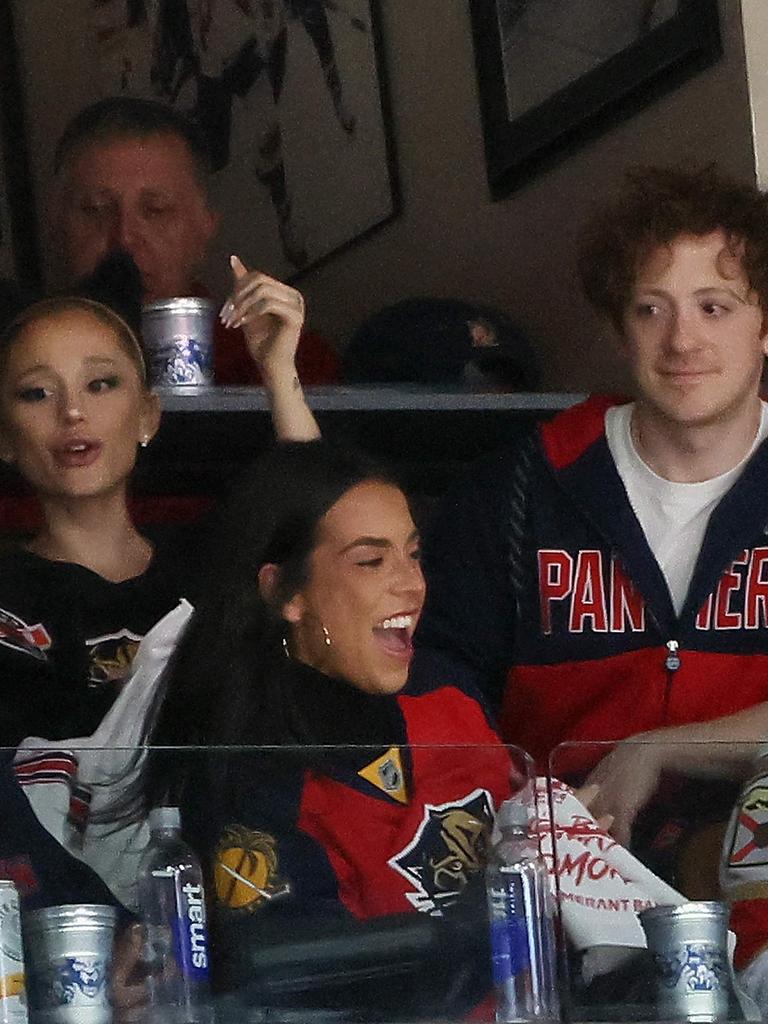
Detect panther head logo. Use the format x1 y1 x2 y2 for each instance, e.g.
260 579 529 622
389 789 494 914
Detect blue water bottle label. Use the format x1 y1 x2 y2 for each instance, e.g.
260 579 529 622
488 881 531 985
490 915 531 985
172 882 210 981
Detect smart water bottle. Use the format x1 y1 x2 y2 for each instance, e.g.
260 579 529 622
137 806 212 1023
486 799 560 1022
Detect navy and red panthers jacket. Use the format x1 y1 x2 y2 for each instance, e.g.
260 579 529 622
414 394 768 773
178 659 513 1015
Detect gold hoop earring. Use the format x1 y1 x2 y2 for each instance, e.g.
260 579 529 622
322 625 332 647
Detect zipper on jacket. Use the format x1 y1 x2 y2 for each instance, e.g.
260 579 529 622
664 639 680 712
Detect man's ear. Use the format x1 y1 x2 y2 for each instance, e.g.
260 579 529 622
195 200 219 258
206 205 221 243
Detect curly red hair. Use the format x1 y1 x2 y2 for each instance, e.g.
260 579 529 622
578 165 768 333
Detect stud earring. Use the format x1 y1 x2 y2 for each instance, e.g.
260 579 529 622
322 625 332 647
139 437 149 449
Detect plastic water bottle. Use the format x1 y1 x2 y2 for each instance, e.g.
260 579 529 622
137 806 213 1023
486 799 560 1022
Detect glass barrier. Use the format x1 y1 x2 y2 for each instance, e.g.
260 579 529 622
7 738 768 1022
549 739 765 1023
3 741 534 1023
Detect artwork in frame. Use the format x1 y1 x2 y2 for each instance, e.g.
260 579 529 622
69 0 398 279
469 0 722 199
0 3 40 289
0 151 14 283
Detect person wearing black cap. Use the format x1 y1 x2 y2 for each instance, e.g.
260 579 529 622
342 298 539 391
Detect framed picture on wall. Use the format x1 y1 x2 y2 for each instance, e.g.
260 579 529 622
0 151 14 283
0 3 40 289
93 0 398 279
470 0 722 199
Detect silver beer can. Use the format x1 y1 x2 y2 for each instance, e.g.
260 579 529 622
0 881 27 1023
141 298 216 387
23 904 117 1024
639 901 742 1022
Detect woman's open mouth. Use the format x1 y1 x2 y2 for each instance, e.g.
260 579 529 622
372 613 417 661
52 440 102 469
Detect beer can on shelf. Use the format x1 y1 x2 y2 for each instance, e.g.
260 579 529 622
141 298 216 387
0 881 27 1023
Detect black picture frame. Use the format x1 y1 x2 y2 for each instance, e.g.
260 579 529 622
0 3 41 290
470 0 722 199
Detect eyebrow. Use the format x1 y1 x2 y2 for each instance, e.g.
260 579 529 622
695 286 750 303
14 355 120 377
340 530 420 554
634 285 749 303
73 187 172 201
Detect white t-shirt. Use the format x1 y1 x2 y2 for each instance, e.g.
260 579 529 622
605 402 768 616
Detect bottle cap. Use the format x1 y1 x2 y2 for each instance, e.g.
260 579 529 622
148 806 181 832
496 798 530 831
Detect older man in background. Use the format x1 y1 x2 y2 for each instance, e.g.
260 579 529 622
52 95 339 384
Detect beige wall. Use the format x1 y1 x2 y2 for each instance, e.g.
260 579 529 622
296 0 756 391
14 0 757 390
742 0 768 188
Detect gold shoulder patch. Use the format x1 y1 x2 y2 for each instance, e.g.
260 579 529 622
358 746 408 804
213 824 290 911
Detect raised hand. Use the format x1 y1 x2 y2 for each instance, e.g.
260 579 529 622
219 255 320 441
220 255 305 383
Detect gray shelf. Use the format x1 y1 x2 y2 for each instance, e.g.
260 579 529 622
157 385 586 414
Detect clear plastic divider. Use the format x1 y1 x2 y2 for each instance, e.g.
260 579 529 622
3 742 536 1023
6 738 765 1021
548 739 764 1023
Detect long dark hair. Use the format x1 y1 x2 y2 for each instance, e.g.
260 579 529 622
131 439 396 814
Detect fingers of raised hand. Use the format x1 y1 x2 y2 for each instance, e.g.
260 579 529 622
235 297 305 334
220 277 304 329
230 253 249 279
